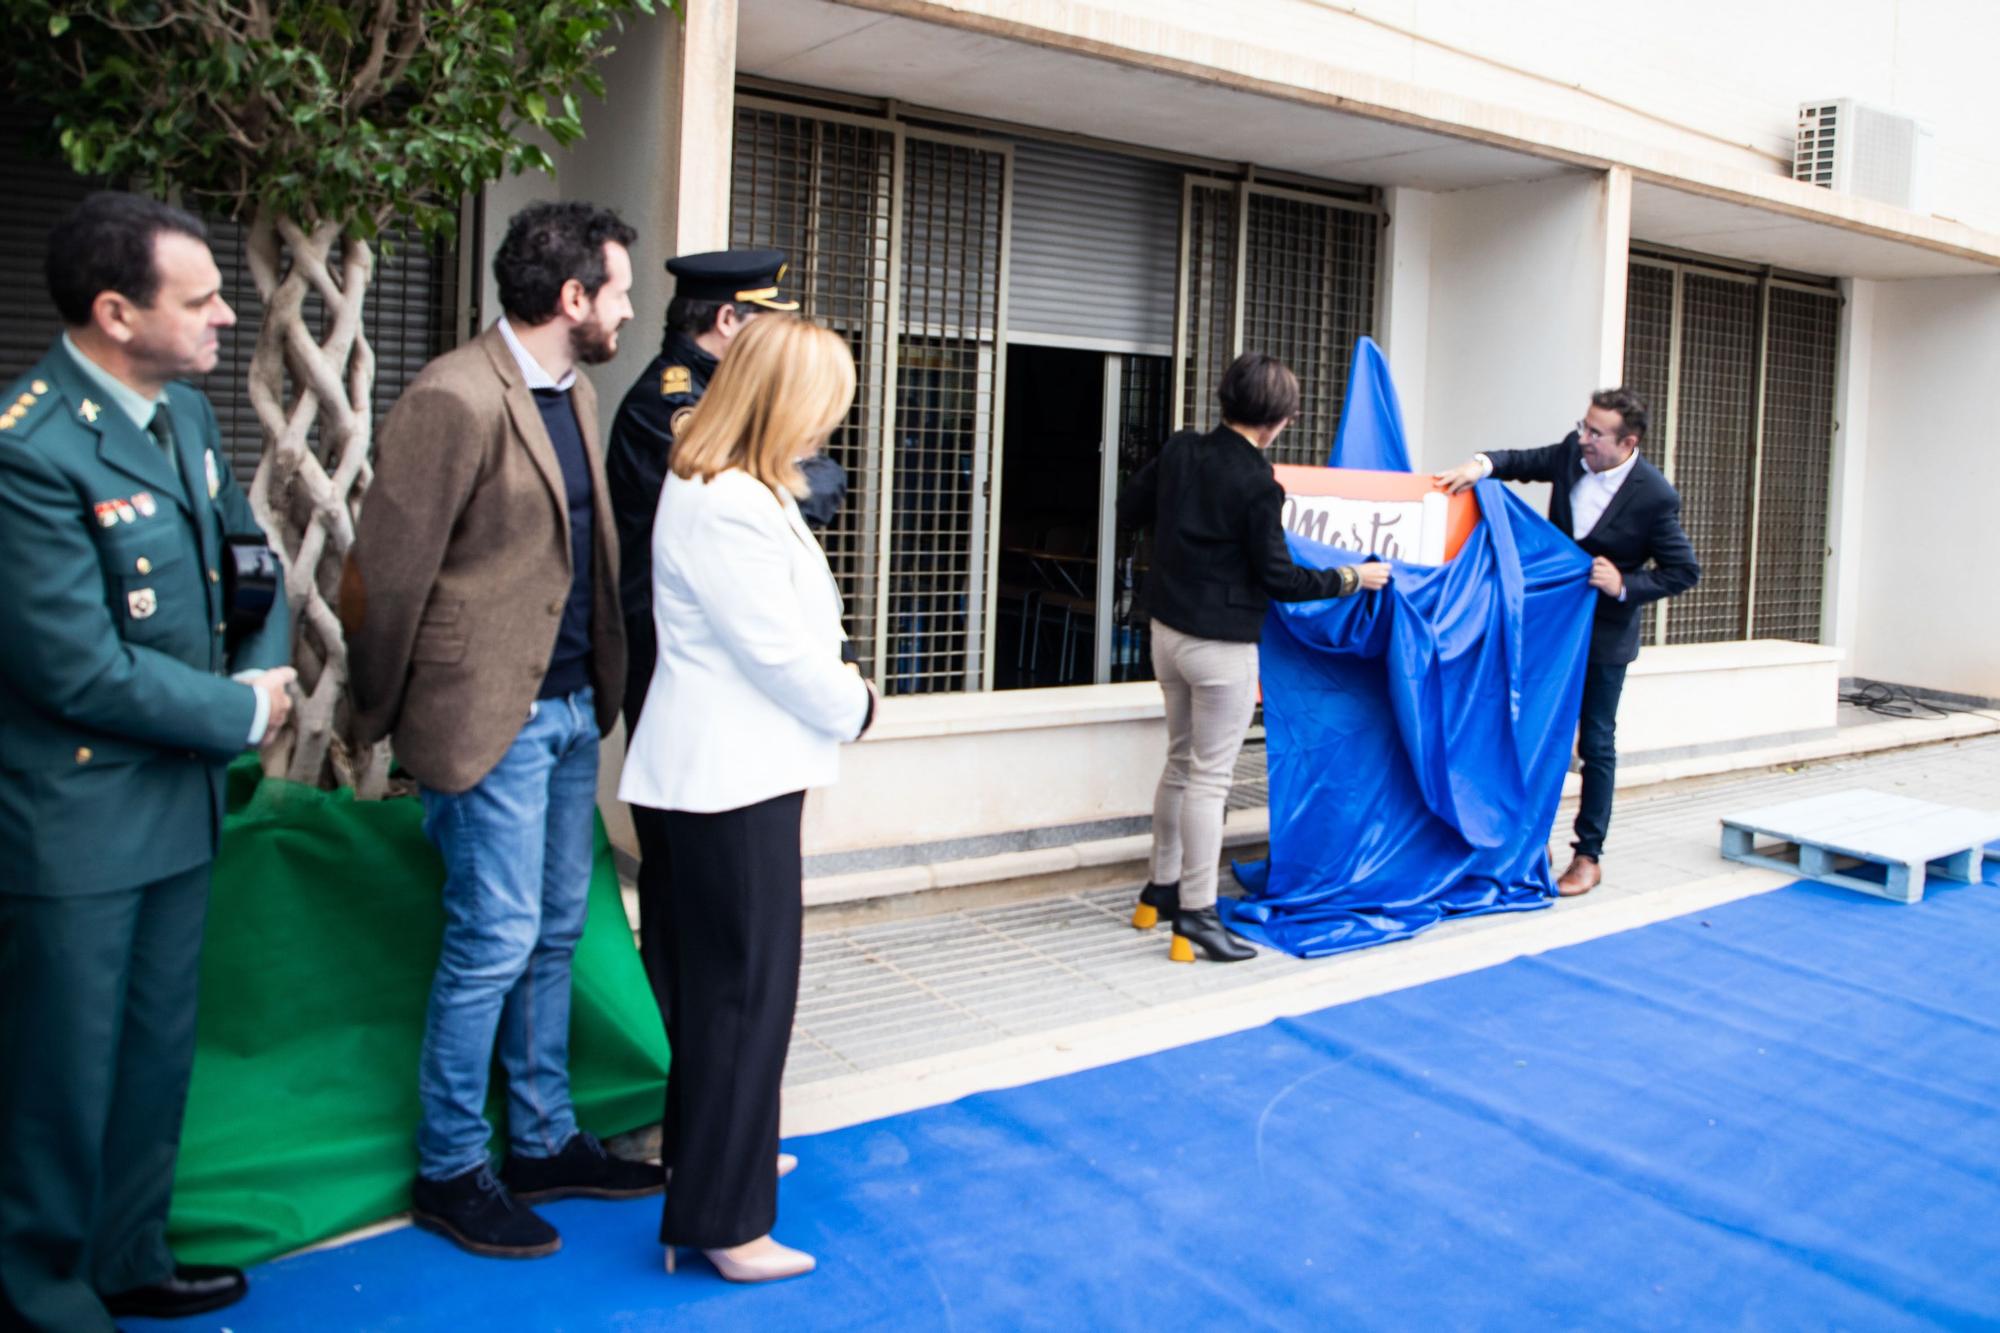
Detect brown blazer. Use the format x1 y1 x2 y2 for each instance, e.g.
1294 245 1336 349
342 326 625 793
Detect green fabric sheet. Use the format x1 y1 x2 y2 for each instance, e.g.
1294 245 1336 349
165 758 669 1267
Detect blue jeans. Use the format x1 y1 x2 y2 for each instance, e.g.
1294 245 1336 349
415 687 599 1180
1572 662 1628 861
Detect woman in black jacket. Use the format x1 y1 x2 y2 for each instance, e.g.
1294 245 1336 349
1116 353 1390 962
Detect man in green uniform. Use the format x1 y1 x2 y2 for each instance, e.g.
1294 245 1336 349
0 192 293 1331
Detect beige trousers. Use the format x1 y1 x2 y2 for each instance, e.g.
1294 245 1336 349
1147 620 1259 911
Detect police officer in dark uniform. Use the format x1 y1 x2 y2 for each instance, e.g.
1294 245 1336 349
0 193 292 1331
606 249 846 1018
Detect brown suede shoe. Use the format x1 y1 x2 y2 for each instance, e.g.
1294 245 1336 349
1556 855 1601 897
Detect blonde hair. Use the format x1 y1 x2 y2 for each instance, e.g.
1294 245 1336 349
670 314 855 498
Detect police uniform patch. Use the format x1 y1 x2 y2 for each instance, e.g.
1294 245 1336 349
660 365 691 396
204 449 221 500
670 405 696 438
127 588 157 620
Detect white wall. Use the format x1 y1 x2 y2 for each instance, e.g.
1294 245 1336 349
1376 186 1433 460
1852 273 2000 699
986 0 2000 233
1422 172 1617 484
1825 276 1875 660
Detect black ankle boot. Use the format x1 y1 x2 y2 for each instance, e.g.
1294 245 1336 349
1169 907 1256 963
1130 880 1180 930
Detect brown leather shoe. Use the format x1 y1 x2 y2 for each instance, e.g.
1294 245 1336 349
1556 855 1601 897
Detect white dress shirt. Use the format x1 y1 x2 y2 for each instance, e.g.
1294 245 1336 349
495 317 577 391
618 468 870 814
1569 448 1639 540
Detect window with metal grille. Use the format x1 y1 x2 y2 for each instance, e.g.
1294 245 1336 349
731 99 1006 695
731 106 896 681
1174 180 1381 462
0 103 462 488
1179 181 1237 432
1622 249 1840 645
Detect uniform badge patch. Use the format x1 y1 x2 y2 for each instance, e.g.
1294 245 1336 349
669 405 696 438
204 449 221 500
94 501 120 528
127 588 157 620
660 365 691 396
113 500 137 524
132 491 157 518
79 399 100 424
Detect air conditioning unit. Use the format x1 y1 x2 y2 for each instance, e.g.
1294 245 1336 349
1794 99 1934 213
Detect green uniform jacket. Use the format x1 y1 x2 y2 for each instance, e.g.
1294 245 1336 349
0 341 290 897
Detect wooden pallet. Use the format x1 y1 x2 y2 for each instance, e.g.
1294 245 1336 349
1719 789 2000 904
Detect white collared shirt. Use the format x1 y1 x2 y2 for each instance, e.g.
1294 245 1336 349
1570 448 1639 540
495 317 577 392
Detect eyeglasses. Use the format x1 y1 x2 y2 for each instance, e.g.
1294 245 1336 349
1575 420 1620 444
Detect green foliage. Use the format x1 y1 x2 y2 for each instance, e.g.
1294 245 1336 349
3 0 674 239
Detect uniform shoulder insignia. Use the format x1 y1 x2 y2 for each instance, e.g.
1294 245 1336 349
660 365 691 396
0 378 55 437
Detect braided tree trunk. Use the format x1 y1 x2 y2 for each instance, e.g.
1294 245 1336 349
244 206 391 797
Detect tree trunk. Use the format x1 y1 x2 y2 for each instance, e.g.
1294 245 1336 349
244 206 391 797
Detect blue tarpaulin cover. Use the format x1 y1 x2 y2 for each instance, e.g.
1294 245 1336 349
1222 338 1598 957
1327 335 1411 473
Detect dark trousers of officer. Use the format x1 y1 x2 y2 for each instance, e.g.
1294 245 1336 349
624 651 674 1025
0 866 209 1333
1572 662 1628 861
655 791 805 1250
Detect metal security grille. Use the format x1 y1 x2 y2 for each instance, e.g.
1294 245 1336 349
1622 262 1676 647
731 99 1007 694
1753 287 1840 640
1177 181 1237 431
1242 188 1379 466
1668 272 1759 644
731 106 896 679
890 135 1007 693
1174 179 1380 455
1622 250 1839 645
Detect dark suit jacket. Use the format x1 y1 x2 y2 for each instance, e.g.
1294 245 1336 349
1485 433 1700 665
343 327 624 793
1117 425 1357 643
0 341 290 896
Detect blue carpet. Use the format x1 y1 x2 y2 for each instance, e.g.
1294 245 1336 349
135 871 2000 1332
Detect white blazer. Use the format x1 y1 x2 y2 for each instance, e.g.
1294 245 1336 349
619 467 870 814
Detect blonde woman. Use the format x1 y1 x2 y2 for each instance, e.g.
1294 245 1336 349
619 315 874 1283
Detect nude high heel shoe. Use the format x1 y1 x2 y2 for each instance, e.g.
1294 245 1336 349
664 1235 816 1283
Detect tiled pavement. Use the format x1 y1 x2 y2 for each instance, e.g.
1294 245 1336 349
784 731 2000 1088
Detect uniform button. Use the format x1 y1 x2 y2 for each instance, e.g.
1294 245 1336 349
75 746 92 764
136 556 153 574
216 621 226 633
209 568 220 584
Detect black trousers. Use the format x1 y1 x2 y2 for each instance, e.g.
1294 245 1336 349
0 866 210 1333
657 791 805 1249
1572 661 1629 860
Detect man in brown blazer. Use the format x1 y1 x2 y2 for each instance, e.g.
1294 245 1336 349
343 201 659 1259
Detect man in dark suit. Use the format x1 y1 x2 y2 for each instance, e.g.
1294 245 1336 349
0 192 294 1331
1436 386 1699 896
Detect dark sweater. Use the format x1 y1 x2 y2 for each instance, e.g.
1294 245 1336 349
533 386 595 699
1117 425 1357 643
